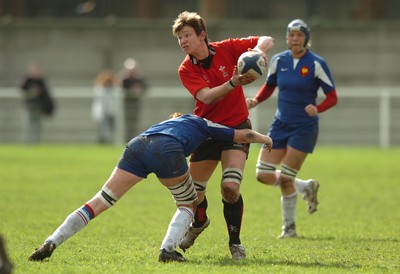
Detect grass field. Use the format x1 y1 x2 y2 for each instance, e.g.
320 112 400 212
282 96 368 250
0 145 399 273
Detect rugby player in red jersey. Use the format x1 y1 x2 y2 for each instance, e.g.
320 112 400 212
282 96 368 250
172 11 274 259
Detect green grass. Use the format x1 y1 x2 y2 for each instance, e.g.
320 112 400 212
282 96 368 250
1 145 399 273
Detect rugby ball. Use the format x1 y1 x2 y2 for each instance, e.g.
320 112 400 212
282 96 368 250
237 51 266 79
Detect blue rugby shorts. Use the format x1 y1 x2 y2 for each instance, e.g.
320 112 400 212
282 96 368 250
267 118 319 153
117 135 188 179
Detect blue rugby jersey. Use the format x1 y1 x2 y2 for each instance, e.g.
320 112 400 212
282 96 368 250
266 50 335 124
140 114 234 156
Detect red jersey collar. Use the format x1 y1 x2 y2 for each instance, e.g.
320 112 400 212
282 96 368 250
190 46 216 69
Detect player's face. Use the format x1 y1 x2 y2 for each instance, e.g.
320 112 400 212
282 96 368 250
287 31 306 55
176 26 205 56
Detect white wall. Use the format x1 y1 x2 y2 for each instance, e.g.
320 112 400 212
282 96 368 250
1 86 399 147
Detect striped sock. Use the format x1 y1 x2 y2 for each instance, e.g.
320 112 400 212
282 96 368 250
46 204 95 247
160 207 194 252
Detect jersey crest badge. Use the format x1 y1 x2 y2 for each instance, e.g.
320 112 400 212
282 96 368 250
300 66 309 77
219 66 229 77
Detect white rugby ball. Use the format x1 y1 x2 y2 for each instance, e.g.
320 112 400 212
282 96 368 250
237 51 266 78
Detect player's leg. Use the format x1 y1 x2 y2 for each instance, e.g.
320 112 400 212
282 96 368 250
287 122 320 214
0 235 13 274
190 160 217 225
158 173 197 262
256 146 286 185
220 149 247 260
256 147 312 195
278 146 308 238
255 119 289 187
28 167 142 261
179 159 217 251
256 141 318 213
141 139 198 262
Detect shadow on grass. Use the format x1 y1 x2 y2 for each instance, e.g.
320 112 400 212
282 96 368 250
275 236 399 243
183 236 399 270
187 256 363 270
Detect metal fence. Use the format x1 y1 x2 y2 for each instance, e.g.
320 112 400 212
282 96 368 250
1 86 399 147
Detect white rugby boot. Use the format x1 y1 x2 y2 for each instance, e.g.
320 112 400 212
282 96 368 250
303 180 319 214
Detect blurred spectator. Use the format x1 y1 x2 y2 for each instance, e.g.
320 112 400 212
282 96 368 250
120 58 148 141
20 61 54 144
92 69 119 144
0 235 13 274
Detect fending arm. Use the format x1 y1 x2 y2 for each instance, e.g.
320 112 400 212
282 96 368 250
233 129 272 152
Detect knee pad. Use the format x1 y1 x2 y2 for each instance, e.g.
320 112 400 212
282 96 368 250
256 160 277 175
221 167 243 185
168 175 197 205
281 164 298 180
96 185 119 208
193 180 208 193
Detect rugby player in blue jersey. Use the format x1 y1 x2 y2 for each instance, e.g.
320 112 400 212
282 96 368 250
247 19 338 238
28 113 272 262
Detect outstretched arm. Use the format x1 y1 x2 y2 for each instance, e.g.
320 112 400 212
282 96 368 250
233 129 272 152
246 83 276 109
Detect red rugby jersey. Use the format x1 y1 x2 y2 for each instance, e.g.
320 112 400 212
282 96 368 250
178 37 259 127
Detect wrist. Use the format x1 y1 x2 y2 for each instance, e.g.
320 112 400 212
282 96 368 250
252 48 263 55
226 79 237 90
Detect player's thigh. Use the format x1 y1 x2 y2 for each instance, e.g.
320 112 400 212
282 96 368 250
103 167 142 198
258 146 286 165
159 172 189 187
189 160 219 181
282 146 308 170
221 149 246 170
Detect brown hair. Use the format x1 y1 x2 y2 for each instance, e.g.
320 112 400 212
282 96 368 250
94 69 117 87
170 112 183 118
172 11 208 44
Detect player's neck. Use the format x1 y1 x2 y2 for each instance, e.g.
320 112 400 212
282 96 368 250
191 43 209 60
291 49 307 59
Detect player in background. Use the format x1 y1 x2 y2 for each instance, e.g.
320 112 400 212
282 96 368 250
0 235 13 274
172 11 274 259
28 113 272 263
246 19 338 238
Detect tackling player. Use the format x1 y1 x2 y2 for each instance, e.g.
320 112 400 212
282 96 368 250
28 113 272 263
247 19 338 238
172 11 274 259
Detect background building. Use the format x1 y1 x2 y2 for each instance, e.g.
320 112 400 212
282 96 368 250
0 0 399 146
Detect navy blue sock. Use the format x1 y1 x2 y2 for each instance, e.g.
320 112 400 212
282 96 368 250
223 195 243 245
193 196 208 228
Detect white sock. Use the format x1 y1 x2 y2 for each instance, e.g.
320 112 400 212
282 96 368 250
276 170 308 195
46 206 93 247
281 192 297 228
160 207 194 252
294 178 309 195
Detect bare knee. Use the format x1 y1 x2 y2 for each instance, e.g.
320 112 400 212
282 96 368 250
256 160 278 186
278 176 295 194
221 182 240 203
279 164 297 194
256 172 276 186
220 168 242 203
